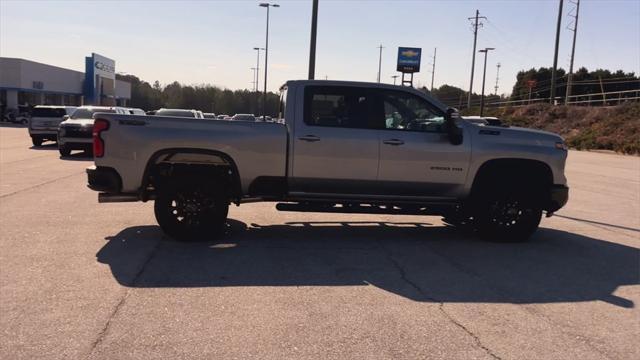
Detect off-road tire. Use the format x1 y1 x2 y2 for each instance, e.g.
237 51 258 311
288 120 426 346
154 183 229 241
473 185 542 242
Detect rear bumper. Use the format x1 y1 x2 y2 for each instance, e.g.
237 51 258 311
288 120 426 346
87 166 122 193
547 185 569 213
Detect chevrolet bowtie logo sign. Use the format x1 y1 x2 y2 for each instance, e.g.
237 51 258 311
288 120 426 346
397 47 422 73
400 50 420 58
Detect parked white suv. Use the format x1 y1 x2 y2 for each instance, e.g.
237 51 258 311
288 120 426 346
28 106 77 146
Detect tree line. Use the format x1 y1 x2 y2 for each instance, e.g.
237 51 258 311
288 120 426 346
116 74 281 116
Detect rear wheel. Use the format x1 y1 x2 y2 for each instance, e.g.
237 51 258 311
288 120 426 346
31 137 43 147
473 187 542 242
59 146 71 157
154 184 229 241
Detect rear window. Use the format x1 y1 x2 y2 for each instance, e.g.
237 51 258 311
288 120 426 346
70 108 116 119
32 108 67 118
304 86 375 129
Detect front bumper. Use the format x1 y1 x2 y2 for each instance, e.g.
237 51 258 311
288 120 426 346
87 166 122 193
547 185 569 213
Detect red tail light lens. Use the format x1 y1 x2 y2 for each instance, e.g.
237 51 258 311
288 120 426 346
93 119 110 157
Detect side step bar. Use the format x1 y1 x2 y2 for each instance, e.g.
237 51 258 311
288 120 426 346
275 202 453 216
98 193 139 203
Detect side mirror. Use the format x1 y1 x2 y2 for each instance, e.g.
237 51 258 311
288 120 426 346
62 115 70 121
445 107 463 145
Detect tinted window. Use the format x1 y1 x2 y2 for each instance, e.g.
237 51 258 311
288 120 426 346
70 108 116 119
304 86 375 129
32 108 67 118
379 90 445 133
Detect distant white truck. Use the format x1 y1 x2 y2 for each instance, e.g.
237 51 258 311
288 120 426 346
28 105 76 146
87 80 569 242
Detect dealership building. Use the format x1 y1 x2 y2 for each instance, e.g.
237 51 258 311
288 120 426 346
0 53 131 112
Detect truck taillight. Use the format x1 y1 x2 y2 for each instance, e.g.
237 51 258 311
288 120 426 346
93 119 109 157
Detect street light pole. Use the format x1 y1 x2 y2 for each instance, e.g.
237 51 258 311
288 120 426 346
253 47 264 92
478 47 494 117
260 2 279 121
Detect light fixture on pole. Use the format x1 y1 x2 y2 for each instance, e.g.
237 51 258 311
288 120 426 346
478 47 495 117
259 2 279 122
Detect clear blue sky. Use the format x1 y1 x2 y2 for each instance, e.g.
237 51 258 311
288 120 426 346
1 0 638 94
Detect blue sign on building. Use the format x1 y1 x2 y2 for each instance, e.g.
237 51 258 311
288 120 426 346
397 47 422 73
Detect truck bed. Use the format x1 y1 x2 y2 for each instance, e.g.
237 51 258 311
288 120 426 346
94 114 288 194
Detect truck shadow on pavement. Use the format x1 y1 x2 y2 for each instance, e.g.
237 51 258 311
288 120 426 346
97 220 638 308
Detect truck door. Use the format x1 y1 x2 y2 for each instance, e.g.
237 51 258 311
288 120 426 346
290 85 380 194
374 89 471 198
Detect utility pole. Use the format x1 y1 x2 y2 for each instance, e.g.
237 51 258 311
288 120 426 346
391 75 399 85
430 47 437 91
550 0 564 105
308 0 319 79
467 10 486 108
494 62 501 95
377 44 384 83
479 47 495 117
565 0 580 105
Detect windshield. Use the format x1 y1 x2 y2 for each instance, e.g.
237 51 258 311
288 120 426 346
70 108 115 119
32 108 67 118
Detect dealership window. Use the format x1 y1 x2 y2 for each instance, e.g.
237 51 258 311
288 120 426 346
379 90 445 133
304 86 376 129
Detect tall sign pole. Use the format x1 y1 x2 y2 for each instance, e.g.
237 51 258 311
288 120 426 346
550 0 564 105
308 0 318 80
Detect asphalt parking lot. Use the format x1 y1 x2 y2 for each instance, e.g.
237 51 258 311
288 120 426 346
0 124 638 359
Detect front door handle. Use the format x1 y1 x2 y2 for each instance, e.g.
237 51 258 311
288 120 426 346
383 139 405 146
299 135 320 142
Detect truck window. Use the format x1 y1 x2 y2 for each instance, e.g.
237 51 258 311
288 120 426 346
379 90 446 133
304 86 375 129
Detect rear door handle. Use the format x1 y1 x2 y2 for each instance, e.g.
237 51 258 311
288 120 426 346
383 139 405 146
299 135 320 142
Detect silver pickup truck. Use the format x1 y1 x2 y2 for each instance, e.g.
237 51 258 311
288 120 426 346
87 80 568 242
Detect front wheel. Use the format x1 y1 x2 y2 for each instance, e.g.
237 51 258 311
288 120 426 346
32 137 43 147
473 189 542 242
154 185 229 241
